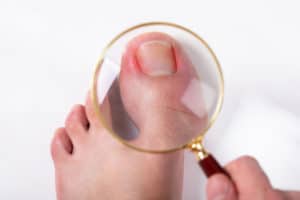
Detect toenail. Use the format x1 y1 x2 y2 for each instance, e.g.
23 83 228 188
136 40 176 76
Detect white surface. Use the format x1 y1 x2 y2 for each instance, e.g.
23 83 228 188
0 0 300 199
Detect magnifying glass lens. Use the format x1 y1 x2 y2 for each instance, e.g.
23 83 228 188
93 23 223 151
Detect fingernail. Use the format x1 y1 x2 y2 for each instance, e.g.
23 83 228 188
136 40 176 76
208 176 231 200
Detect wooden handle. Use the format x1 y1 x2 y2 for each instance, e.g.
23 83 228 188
199 154 230 178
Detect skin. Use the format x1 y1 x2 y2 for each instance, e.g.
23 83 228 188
119 32 207 149
51 102 184 200
51 32 300 200
51 32 204 200
206 156 300 200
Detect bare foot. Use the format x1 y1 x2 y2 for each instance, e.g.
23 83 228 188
51 32 205 200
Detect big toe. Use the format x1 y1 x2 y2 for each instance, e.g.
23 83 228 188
119 32 208 146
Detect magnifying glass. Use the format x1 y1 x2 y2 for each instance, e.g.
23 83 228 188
91 22 228 178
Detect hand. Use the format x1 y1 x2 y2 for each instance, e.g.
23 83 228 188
206 156 300 200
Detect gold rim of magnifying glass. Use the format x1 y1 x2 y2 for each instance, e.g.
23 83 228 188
91 21 224 154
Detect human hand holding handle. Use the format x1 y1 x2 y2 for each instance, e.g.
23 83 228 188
205 156 300 200
199 154 230 178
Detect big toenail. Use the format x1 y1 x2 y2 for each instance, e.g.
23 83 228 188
137 40 176 76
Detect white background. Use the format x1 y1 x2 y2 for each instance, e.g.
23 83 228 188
0 0 300 199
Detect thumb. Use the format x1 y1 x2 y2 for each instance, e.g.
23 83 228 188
206 174 237 200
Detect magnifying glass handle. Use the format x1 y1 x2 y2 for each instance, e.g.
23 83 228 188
199 154 230 178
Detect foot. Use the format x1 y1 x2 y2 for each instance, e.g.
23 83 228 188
51 32 205 200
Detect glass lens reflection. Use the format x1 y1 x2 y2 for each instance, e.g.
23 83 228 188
94 24 222 151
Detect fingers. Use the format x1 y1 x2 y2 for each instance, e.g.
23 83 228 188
276 190 300 200
225 156 272 199
207 156 300 200
206 174 237 200
206 156 274 200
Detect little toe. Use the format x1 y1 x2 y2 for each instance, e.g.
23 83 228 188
65 104 89 145
51 127 72 164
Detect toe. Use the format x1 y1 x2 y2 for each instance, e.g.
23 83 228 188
65 104 89 145
51 127 72 163
121 32 195 78
120 32 202 120
119 32 207 146
85 92 100 127
85 91 111 129
136 37 176 76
